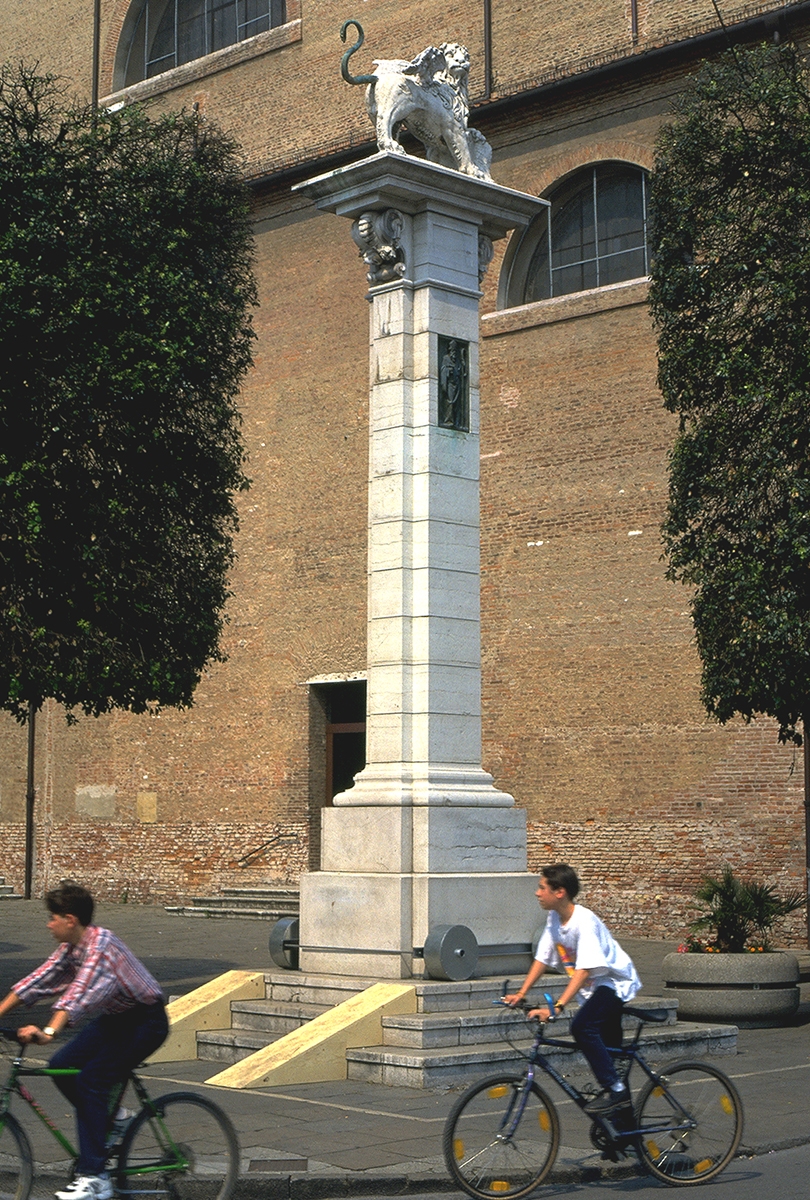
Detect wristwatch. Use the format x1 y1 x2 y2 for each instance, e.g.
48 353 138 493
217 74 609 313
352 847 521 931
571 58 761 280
43 1026 57 1037
554 1002 565 1013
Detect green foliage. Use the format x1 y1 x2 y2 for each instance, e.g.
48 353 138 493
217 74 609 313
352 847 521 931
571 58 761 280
0 64 256 721
688 865 805 952
650 42 810 744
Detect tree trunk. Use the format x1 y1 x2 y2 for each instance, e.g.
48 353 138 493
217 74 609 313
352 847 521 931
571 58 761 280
805 716 810 949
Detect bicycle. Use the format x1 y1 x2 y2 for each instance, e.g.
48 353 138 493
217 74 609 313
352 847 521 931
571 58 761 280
0 1029 239 1200
443 995 744 1198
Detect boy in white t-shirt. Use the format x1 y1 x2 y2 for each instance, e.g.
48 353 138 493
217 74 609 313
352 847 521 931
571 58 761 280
504 863 641 1113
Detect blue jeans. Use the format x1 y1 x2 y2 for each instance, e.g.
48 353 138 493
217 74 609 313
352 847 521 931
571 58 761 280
569 985 624 1090
49 1002 168 1175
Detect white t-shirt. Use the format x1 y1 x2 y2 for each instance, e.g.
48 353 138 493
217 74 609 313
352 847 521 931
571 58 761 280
535 905 641 1003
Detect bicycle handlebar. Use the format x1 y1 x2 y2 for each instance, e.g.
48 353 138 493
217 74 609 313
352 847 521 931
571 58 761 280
492 994 561 1025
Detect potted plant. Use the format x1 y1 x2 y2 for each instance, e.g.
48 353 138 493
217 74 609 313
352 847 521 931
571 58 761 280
663 866 805 1026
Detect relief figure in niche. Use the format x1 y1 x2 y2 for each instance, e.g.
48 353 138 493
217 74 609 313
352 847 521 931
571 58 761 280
438 337 469 431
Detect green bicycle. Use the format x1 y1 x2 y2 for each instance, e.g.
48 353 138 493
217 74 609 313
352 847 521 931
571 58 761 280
0 1029 239 1200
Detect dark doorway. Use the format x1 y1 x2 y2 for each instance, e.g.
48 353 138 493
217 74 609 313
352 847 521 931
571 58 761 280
308 679 366 869
323 680 366 802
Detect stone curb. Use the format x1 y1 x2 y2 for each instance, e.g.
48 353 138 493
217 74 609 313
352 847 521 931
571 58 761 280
23 1132 809 1200
230 1133 810 1198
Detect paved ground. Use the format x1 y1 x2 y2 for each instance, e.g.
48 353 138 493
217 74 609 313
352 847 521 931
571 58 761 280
1 900 809 1197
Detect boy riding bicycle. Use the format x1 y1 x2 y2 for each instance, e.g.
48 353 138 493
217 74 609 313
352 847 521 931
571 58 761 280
0 882 168 1200
504 862 640 1113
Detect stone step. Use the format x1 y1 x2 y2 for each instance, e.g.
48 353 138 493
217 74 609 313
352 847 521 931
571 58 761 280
382 1006 570 1049
195 977 557 1066
230 998 327 1033
166 887 300 921
195 895 299 911
219 986 675 1048
196 1028 277 1063
346 1019 739 1089
195 976 686 1071
262 970 382 1008
259 970 563 1012
165 906 292 920
0 877 22 899
192 902 299 916
379 996 679 1049
221 887 300 901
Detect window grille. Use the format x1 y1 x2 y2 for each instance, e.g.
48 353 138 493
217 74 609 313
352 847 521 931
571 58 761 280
505 163 649 307
122 0 286 86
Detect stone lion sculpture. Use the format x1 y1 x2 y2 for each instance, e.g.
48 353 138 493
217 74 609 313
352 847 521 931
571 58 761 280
340 22 493 182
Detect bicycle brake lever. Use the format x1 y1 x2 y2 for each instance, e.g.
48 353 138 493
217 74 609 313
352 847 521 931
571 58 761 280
543 992 557 1020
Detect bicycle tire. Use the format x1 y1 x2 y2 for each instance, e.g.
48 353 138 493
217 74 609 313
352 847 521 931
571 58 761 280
443 1073 560 1200
116 1091 239 1200
0 1113 34 1200
634 1060 743 1185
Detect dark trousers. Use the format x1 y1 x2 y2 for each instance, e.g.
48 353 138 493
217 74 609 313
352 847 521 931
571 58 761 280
569 985 624 1090
49 1001 168 1175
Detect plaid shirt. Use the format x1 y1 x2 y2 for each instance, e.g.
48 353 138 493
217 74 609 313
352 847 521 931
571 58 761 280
13 925 163 1024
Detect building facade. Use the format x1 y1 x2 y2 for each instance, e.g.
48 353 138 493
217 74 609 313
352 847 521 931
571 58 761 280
0 0 807 941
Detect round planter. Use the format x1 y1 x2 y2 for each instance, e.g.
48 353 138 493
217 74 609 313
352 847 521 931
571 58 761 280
663 950 800 1027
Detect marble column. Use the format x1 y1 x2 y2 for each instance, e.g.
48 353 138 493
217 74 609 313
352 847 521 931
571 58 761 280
294 153 547 977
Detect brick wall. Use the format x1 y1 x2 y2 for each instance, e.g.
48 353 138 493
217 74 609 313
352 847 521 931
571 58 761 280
1 819 308 903
0 1 808 935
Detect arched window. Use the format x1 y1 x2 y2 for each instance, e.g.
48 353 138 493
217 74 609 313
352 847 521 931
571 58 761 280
503 162 649 307
120 0 286 86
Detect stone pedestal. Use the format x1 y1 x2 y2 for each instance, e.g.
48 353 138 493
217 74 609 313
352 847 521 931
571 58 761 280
294 154 547 978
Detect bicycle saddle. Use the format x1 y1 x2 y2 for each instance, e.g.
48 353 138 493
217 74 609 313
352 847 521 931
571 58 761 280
623 1005 669 1022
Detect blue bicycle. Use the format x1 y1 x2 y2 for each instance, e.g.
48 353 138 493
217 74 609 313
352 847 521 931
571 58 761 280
443 997 743 1197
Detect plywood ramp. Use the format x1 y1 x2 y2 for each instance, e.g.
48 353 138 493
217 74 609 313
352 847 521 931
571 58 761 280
205 982 416 1088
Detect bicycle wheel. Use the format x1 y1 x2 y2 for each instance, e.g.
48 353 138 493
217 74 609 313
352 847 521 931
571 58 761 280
116 1092 239 1200
0 1114 34 1200
635 1060 743 1185
443 1073 560 1200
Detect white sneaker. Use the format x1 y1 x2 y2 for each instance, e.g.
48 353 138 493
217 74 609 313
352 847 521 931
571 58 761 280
55 1175 114 1200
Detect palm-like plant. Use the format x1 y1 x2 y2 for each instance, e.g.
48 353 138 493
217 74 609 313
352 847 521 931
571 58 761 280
689 866 805 953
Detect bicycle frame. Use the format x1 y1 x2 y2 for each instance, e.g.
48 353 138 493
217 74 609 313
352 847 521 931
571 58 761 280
503 1014 697 1145
116 1076 194 1178
0 1044 82 1159
0 1039 189 1179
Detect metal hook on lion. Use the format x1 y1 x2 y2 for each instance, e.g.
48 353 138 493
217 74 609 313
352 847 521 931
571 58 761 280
340 19 377 85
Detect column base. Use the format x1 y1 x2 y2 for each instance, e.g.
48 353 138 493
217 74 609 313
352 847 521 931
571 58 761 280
299 869 541 979
321 805 528 873
333 763 515 807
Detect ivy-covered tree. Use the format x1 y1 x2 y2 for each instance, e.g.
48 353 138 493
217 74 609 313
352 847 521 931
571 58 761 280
650 41 810 944
0 64 256 724
650 41 810 746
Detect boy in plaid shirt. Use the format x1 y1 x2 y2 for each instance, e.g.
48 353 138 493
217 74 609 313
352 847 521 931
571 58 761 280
0 882 168 1200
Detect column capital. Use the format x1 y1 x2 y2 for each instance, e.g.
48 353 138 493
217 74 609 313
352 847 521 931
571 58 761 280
294 151 547 242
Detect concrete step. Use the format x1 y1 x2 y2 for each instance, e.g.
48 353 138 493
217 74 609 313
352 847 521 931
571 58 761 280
166 887 300 921
379 996 679 1049
0 876 22 899
262 970 382 1007
222 887 300 902
191 895 299 912
230 998 327 1033
196 973 686 1073
257 971 561 1011
165 906 291 920
196 1028 278 1063
346 1019 738 1089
